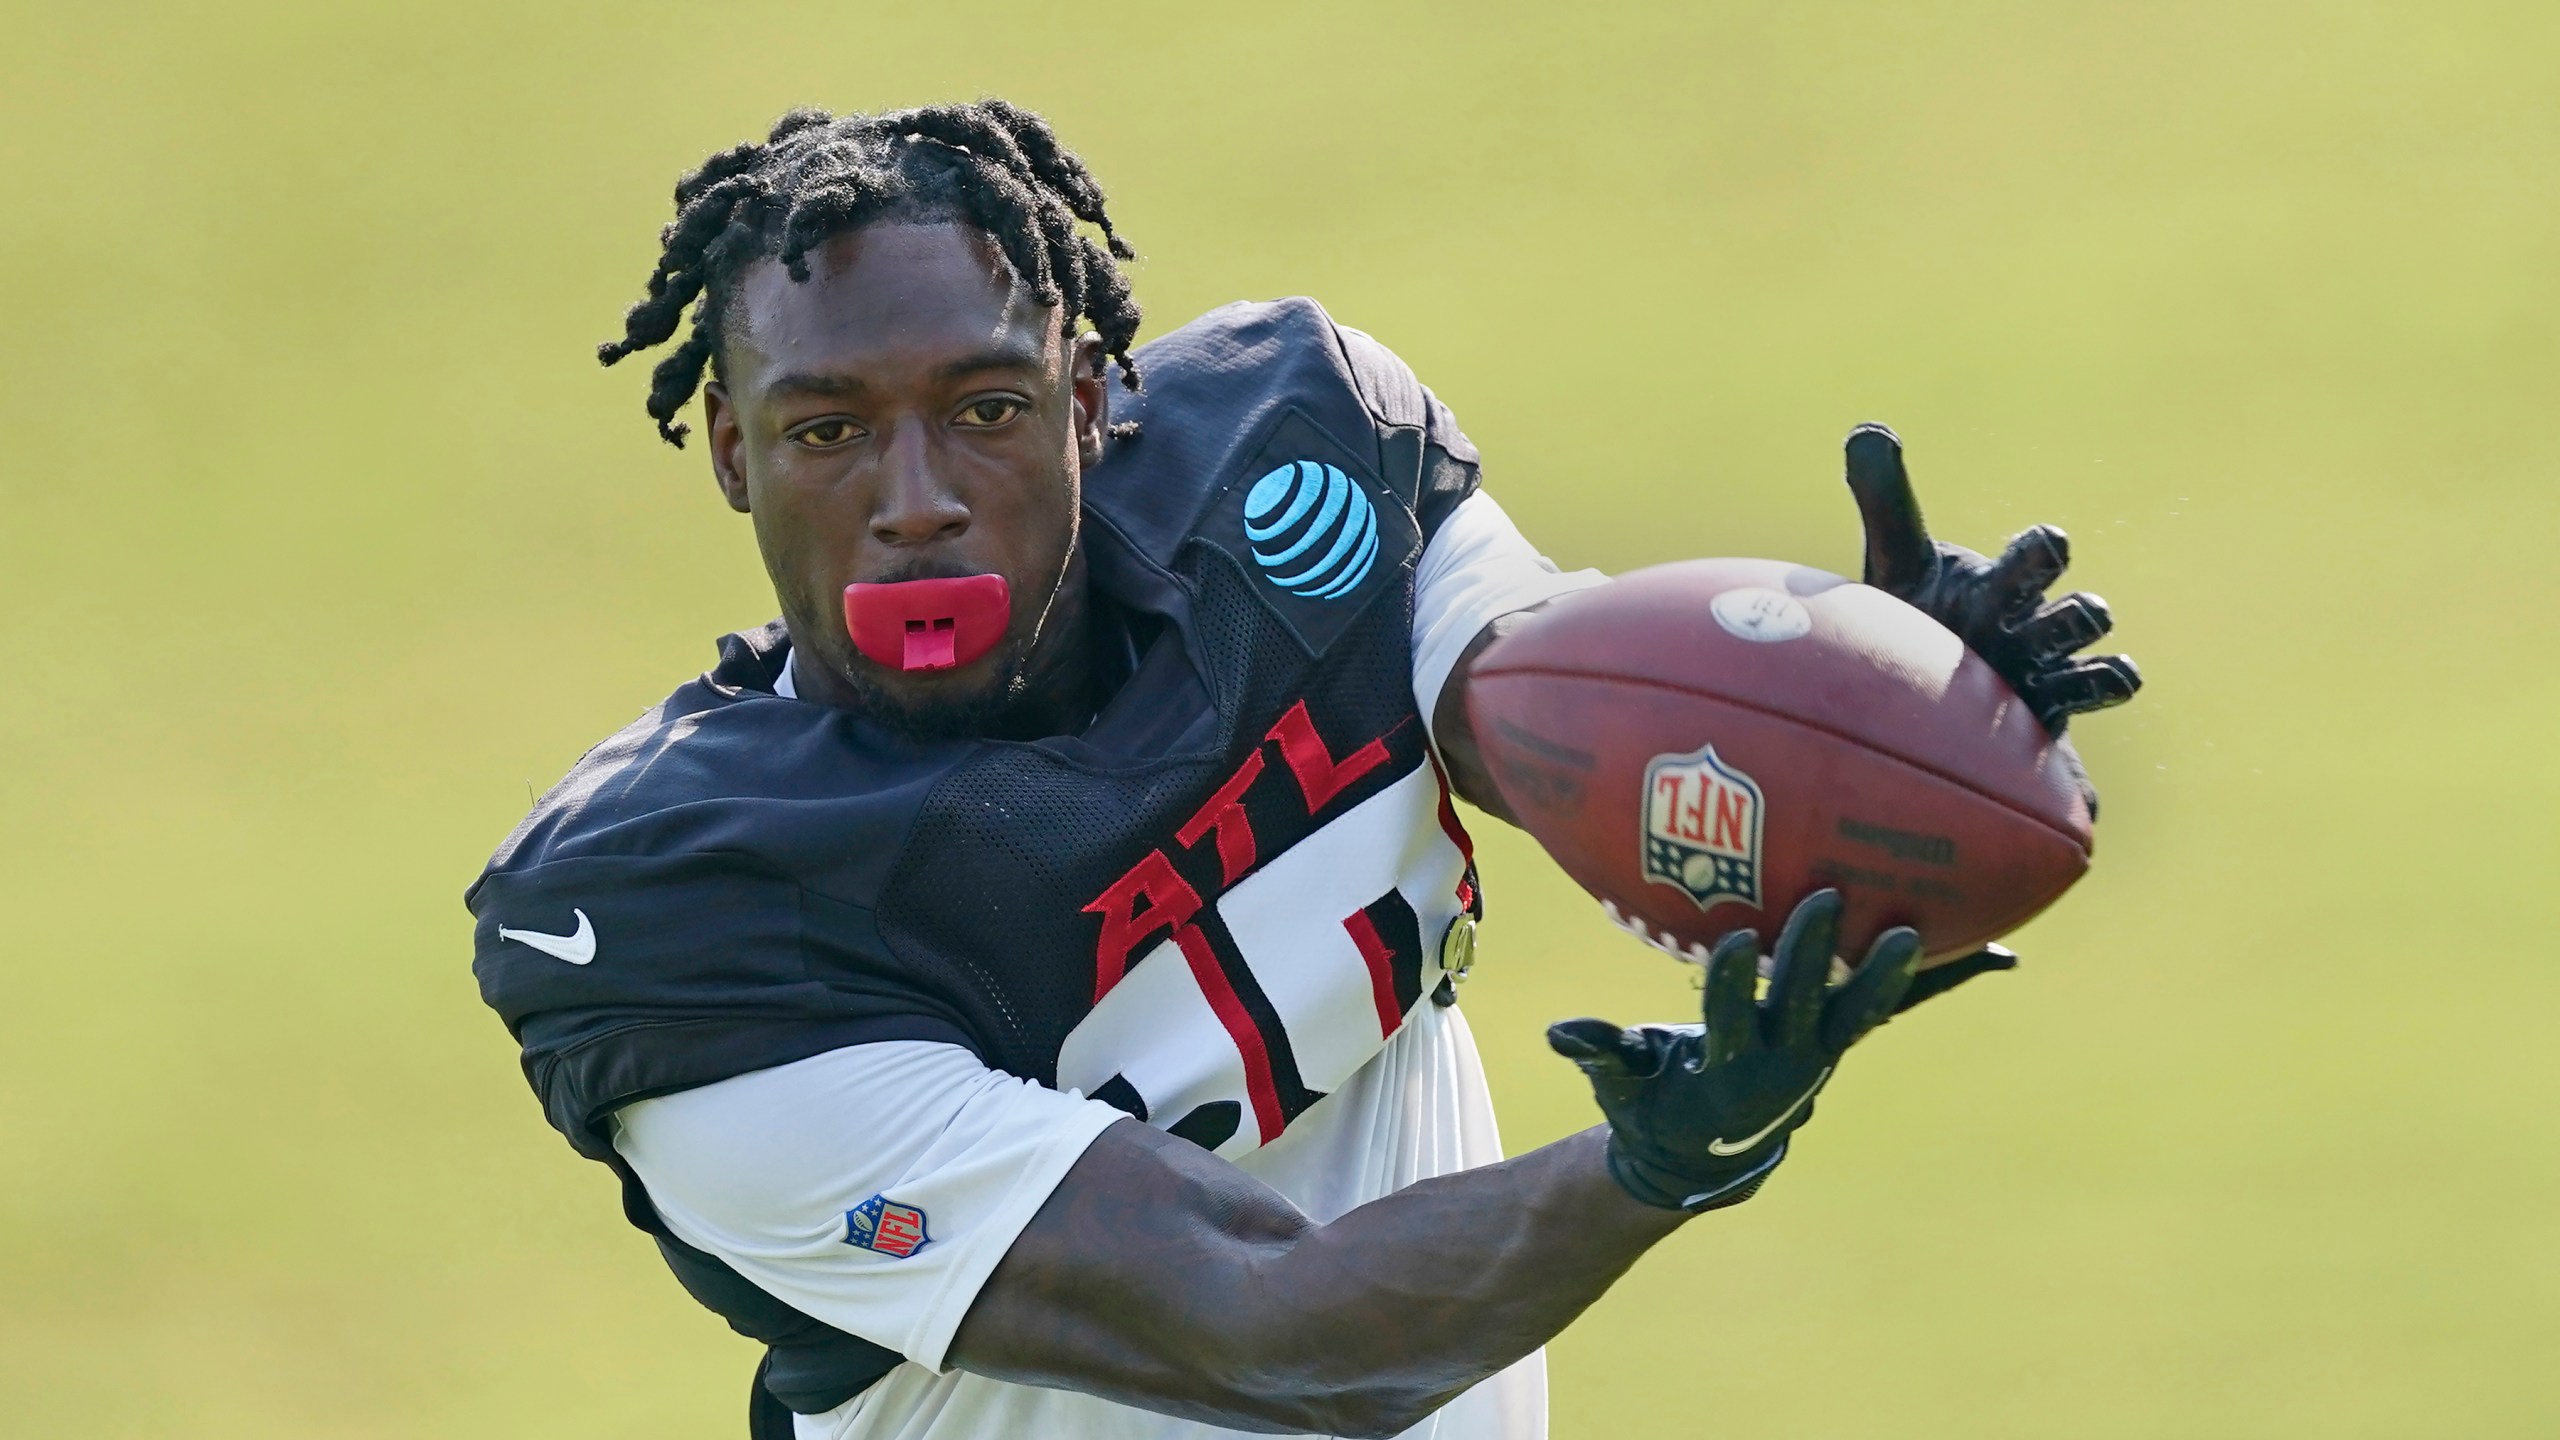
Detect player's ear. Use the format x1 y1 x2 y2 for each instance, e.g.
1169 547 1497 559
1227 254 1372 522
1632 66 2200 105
1069 332 1108 470
704 381 752 514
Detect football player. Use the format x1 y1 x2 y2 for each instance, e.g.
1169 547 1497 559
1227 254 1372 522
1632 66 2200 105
469 101 2139 1440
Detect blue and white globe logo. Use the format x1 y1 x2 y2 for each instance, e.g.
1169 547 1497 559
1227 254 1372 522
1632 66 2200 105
1242 460 1379 600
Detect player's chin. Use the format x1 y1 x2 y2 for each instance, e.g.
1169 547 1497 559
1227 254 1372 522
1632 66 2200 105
846 645 1030 739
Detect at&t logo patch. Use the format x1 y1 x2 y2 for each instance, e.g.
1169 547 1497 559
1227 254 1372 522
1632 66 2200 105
1243 460 1380 600
1641 744 1765 914
842 1194 931 1259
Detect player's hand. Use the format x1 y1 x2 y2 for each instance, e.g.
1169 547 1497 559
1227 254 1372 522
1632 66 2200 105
1897 942 2017 1011
1843 423 2142 733
1547 890 1920 1213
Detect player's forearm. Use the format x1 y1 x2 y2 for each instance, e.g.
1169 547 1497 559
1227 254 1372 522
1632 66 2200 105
1239 1125 1687 1432
951 1121 1683 1437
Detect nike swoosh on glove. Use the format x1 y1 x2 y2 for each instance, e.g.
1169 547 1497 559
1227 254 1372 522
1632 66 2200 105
1549 890 1920 1213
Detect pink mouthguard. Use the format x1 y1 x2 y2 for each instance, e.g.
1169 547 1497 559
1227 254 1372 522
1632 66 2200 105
842 574 1013 673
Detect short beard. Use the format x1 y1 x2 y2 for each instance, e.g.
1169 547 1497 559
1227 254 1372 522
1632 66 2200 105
839 643 1036 740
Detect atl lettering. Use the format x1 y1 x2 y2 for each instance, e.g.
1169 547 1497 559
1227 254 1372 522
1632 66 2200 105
1067 695 1482 1154
1084 699 1394 1001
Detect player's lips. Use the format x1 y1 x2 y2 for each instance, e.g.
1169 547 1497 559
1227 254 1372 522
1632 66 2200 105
843 573 1013 673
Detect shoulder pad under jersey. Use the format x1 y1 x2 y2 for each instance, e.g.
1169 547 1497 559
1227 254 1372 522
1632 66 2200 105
1085 299 1482 659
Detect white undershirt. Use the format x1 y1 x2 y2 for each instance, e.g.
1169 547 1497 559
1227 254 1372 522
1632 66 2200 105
615 491 1602 1440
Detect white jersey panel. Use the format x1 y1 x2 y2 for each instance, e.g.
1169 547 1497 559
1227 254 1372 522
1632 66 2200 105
1215 761 1467 1096
1055 931 1258 1160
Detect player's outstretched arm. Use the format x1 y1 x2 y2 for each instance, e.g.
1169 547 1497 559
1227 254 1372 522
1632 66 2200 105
952 1118 1669 1436
948 890 1920 1437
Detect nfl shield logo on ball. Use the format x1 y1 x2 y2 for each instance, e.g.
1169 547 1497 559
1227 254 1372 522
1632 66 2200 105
1640 744 1765 914
843 1194 931 1259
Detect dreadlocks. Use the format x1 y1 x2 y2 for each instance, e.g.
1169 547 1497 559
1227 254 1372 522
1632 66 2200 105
598 100 1143 447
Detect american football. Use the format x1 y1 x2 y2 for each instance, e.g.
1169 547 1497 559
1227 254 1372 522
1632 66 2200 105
1466 557 2095 965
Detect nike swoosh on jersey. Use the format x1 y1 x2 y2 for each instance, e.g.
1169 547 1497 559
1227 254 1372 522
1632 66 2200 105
498 909 597 965
1705 1065 1831 1156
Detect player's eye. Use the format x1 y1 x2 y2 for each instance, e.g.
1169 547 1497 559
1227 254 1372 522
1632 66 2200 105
954 396 1025 429
788 418 863 449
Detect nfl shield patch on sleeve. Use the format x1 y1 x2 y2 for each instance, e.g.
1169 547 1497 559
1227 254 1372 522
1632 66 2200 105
842 1194 932 1259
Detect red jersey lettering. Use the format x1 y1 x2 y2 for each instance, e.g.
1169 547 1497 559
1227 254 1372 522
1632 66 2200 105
1083 850 1203 1001
1267 700 1391 813
1176 750 1266 887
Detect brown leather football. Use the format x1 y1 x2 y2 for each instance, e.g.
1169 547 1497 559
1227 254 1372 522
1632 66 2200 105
1466 558 2094 965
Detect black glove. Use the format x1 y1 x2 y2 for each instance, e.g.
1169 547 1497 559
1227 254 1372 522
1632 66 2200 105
1548 891 1920 1213
1843 424 2142 733
1897 942 2017 1013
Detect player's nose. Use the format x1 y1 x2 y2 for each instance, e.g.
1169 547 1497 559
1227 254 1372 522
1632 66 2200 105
868 425 971 548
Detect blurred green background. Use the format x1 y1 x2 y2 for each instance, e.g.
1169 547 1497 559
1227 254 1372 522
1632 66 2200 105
4 2 2554 1434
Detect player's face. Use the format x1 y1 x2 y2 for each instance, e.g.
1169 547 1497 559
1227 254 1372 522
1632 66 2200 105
702 221 1107 733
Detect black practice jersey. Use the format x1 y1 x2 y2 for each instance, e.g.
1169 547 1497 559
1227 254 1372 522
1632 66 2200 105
468 299 1488 1413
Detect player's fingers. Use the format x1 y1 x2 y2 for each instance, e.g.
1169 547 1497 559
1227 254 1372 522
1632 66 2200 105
1985 524 2071 618
2052 734 2100 821
1824 927 1922 1052
2025 653 2143 723
1843 424 1935 594
1702 930 1761 1064
1547 1018 1651 1078
1893 943 2018 1016
2010 591 2113 662
1766 889 1843 1049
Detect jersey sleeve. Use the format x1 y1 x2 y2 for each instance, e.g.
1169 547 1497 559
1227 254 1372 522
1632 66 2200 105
1411 489 1609 739
610 1041 1127 1372
471 846 982 1162
1325 316 1483 540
